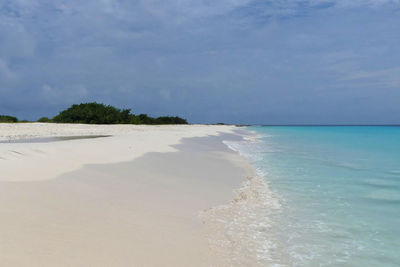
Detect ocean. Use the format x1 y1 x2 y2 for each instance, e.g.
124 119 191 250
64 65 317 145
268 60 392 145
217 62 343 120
223 126 400 266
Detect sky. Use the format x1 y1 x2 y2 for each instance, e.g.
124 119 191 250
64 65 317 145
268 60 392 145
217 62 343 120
0 0 399 124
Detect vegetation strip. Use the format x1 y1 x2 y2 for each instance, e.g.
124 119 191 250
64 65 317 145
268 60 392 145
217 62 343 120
1 103 188 125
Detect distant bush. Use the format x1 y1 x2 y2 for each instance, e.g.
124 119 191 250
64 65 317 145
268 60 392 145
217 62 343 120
0 115 18 123
53 103 133 124
37 117 53 123
138 114 156 124
52 102 188 125
155 116 188 125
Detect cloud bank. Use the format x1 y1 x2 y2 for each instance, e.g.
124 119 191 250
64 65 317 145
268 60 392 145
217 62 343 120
0 0 399 123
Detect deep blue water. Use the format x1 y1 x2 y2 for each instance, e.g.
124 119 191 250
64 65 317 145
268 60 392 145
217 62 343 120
236 126 400 266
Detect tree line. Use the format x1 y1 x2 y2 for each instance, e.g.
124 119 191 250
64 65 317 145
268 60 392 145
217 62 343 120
0 115 19 123
1 103 188 125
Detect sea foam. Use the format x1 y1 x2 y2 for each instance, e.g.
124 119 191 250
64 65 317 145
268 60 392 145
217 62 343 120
201 132 285 266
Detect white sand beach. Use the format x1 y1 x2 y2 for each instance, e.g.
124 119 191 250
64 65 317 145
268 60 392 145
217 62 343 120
0 123 255 266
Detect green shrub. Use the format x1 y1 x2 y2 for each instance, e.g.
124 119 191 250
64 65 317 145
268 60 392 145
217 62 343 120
0 115 18 123
52 102 188 125
37 117 52 122
155 116 188 124
138 114 156 124
53 103 133 124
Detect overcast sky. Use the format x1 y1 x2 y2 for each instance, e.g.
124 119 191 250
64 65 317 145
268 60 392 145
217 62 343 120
0 0 399 124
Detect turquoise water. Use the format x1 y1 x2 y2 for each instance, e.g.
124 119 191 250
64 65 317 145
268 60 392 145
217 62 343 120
235 126 400 266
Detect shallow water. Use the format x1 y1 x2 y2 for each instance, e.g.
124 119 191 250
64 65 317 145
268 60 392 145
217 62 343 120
223 126 400 266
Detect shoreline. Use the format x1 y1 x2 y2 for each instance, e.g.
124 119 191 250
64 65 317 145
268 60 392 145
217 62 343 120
0 123 266 266
201 130 280 266
0 123 238 182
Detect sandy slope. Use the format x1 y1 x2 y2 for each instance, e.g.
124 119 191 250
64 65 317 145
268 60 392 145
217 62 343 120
0 123 236 182
0 123 252 266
